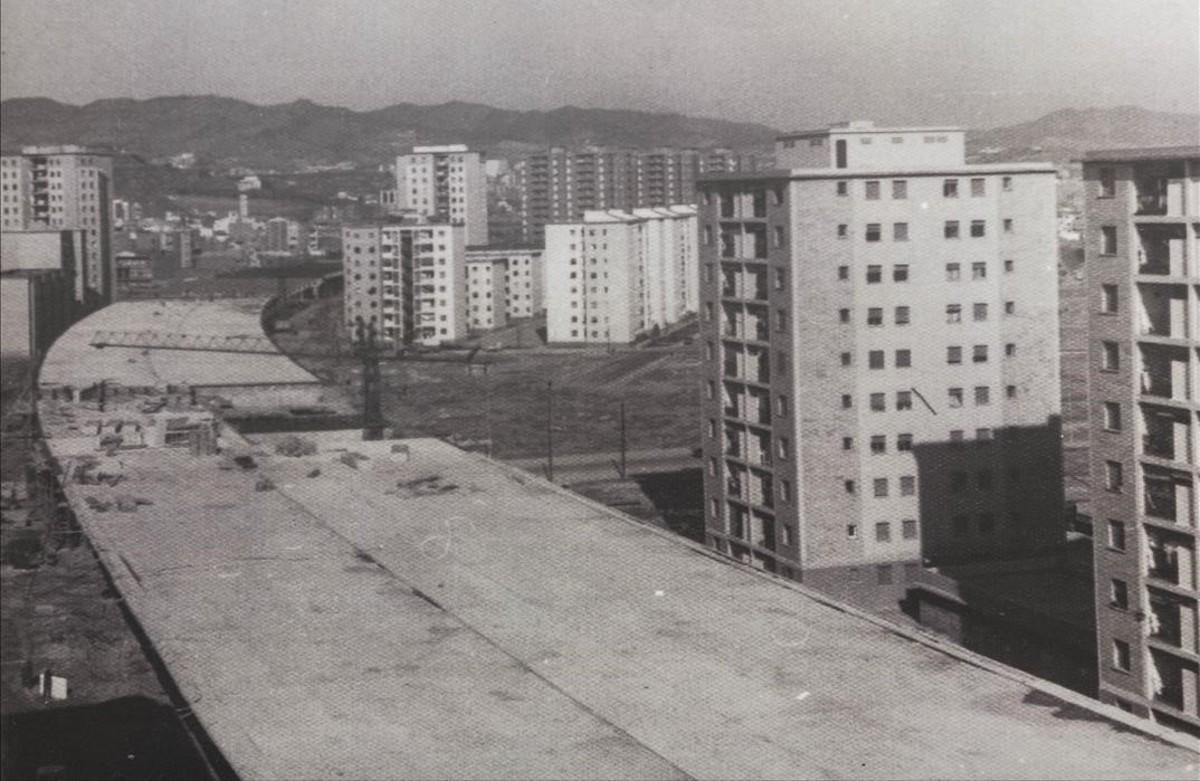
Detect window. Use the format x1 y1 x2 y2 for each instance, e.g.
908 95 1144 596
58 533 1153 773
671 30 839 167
972 262 987 279
781 524 794 547
970 220 986 238
773 226 785 248
1101 284 1119 313
1006 385 1017 399
1005 343 1016 357
842 437 854 451
867 308 883 326
947 346 963 364
896 391 913 410
1004 259 1014 273
1099 167 1116 198
946 263 961 281
836 181 849 196
780 480 792 503
873 478 889 498
867 265 882 283
839 308 851 323
875 522 891 542
841 394 853 409
897 433 913 451
1001 176 1013 192
893 222 909 241
943 179 959 198
866 223 882 242
1002 218 1013 233
1103 402 1122 431
1101 341 1120 371
948 387 964 408
902 519 918 539
900 476 915 496
895 306 910 325
869 350 885 369
1100 226 1117 255
870 435 887 454
1110 579 1129 609
838 265 850 280
777 437 790 460
892 180 908 199
845 481 856 495
841 352 853 367
950 429 964 445
1105 461 1123 492
1111 640 1131 672
776 309 788 332
975 428 992 444
893 264 909 282
1005 301 1015 315
974 386 990 406
972 345 988 363
895 349 911 368
944 220 960 239
865 180 881 200
973 303 988 322
970 178 986 197
838 224 849 239
869 393 886 411
1107 519 1126 551
777 395 789 417
847 524 858 538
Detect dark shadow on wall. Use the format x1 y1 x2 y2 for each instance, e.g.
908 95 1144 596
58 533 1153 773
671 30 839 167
911 416 1066 566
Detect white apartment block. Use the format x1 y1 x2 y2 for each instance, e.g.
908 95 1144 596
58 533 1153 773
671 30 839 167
545 205 697 344
1 146 113 304
465 257 508 332
699 122 1063 576
396 145 487 246
342 222 466 347
465 247 544 321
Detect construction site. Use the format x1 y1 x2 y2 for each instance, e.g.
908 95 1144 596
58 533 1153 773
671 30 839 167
0 278 1196 777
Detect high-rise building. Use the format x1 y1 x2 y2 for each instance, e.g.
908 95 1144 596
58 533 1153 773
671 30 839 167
465 246 544 322
697 121 1063 577
342 221 466 347
465 255 508 333
0 145 113 305
516 147 760 244
396 145 487 246
1082 146 1200 736
544 205 697 344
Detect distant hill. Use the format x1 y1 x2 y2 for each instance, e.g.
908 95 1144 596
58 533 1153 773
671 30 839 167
967 106 1199 163
2 96 1195 171
0 96 778 169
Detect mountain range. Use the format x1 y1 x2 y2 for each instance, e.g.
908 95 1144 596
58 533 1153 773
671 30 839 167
1 96 1196 170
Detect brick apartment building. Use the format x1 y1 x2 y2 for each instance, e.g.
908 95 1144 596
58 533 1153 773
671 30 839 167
697 121 1063 577
1082 146 1200 736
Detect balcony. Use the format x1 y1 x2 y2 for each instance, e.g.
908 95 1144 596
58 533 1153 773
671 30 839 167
1141 405 1192 463
751 511 776 551
1133 162 1187 217
1136 224 1189 277
1144 469 1195 527
1139 343 1191 403
1147 528 1197 590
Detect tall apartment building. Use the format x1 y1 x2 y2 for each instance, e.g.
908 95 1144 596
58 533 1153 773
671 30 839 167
465 246 544 323
395 145 487 246
545 205 697 344
1082 147 1200 736
0 145 113 305
516 147 760 243
342 222 466 347
465 256 508 332
697 121 1063 578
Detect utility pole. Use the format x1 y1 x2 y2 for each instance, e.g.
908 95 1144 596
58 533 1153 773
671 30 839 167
545 379 554 482
618 399 627 479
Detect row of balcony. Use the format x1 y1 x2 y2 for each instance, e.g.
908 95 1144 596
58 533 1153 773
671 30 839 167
723 345 771 384
723 425 773 469
725 502 777 551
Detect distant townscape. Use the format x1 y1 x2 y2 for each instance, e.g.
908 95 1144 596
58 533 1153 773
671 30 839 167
1 90 1199 779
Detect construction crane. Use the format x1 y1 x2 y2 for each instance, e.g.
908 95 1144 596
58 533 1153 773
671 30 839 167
89 319 484 441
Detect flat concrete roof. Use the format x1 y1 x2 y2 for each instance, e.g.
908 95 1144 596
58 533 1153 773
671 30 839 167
1081 146 1200 163
42 423 1199 779
699 162 1056 185
39 299 319 389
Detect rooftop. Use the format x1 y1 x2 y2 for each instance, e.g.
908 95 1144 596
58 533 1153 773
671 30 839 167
698 161 1057 184
777 120 964 140
38 418 1200 776
1081 146 1200 163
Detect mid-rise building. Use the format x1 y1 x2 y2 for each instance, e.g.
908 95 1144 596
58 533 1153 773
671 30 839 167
342 221 466 347
1082 146 1200 736
465 246 544 321
1 145 113 305
0 229 83 357
264 217 303 254
697 121 1063 577
544 205 697 344
396 145 487 246
465 255 508 332
516 147 760 243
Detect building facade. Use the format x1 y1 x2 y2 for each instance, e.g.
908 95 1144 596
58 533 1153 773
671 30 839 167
396 145 487 246
516 147 760 244
465 246 544 321
544 205 697 344
0 146 113 305
465 256 508 332
342 222 466 347
1083 147 1200 736
697 122 1063 578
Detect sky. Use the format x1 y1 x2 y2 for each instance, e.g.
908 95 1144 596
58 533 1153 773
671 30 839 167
1 0 1197 129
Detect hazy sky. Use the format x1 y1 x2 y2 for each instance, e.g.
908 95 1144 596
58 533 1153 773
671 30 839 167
2 0 1197 129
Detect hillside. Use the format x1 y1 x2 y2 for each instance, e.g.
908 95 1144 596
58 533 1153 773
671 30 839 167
967 106 1199 163
0 96 778 169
